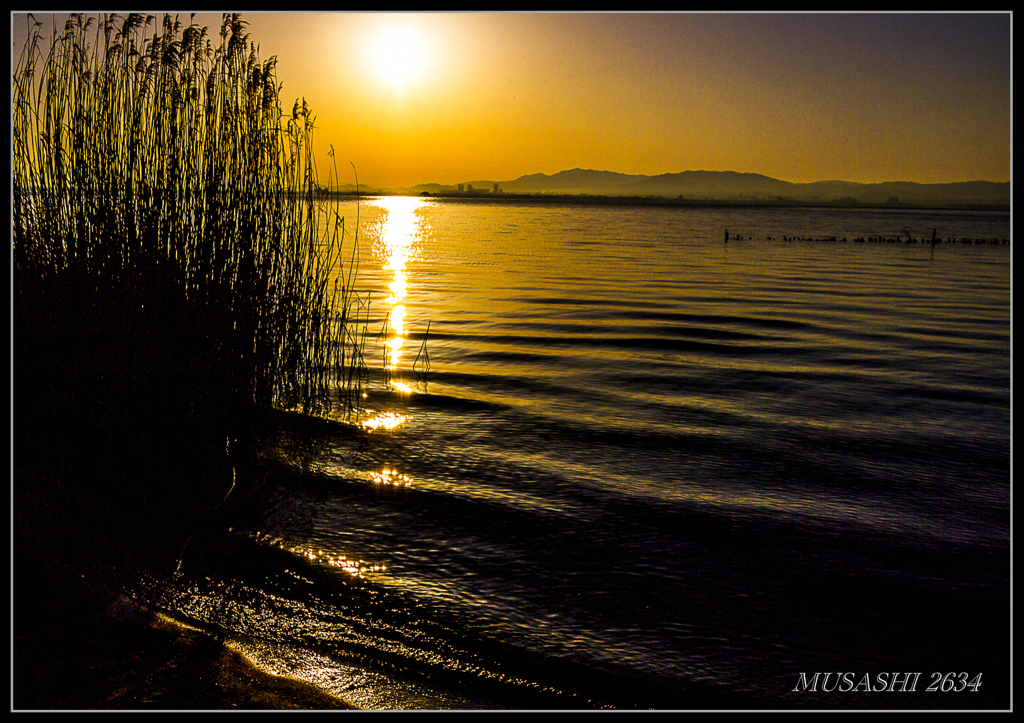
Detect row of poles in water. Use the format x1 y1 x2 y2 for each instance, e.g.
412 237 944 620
724 228 1009 245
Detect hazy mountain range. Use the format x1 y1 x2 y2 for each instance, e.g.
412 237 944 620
362 168 1009 208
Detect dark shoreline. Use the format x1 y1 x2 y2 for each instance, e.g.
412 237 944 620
13 464 356 711
15 592 356 711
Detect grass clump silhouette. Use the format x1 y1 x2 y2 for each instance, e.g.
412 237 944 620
13 13 368 522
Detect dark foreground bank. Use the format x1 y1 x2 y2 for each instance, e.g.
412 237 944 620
13 466 354 711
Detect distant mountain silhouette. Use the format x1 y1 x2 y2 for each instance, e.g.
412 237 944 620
396 168 1009 207
505 168 645 193
626 170 794 198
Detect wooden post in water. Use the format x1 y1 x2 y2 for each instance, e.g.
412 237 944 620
724 228 729 243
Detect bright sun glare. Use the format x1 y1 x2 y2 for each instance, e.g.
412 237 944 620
369 26 429 92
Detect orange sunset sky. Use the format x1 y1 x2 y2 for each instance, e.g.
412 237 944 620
12 11 1012 190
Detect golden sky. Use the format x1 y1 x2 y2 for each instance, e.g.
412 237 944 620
13 12 1012 189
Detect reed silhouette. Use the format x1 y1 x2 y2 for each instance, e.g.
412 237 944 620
13 13 369 572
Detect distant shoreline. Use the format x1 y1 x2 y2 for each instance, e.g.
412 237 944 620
328 190 1009 214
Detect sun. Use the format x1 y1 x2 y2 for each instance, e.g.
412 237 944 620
368 25 430 92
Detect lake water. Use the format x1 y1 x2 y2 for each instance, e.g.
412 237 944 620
138 199 1010 709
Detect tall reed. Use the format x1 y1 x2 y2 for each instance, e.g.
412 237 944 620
13 13 365 422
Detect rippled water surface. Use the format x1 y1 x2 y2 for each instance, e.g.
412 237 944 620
143 200 1010 709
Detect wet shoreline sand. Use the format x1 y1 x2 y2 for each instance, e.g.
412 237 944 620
15 593 355 710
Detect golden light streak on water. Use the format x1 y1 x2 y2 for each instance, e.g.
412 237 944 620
371 196 425 376
359 412 410 430
385 335 404 369
390 304 406 335
387 270 407 306
288 544 386 579
370 468 413 487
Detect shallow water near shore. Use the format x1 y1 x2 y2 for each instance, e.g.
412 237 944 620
132 200 1009 709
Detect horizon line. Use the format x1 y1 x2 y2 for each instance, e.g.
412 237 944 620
347 168 1011 191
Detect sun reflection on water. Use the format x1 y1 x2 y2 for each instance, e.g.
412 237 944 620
359 412 410 431
370 468 413 487
289 545 387 580
370 196 426 377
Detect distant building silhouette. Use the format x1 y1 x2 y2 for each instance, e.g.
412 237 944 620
493 183 501 194
458 183 464 192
